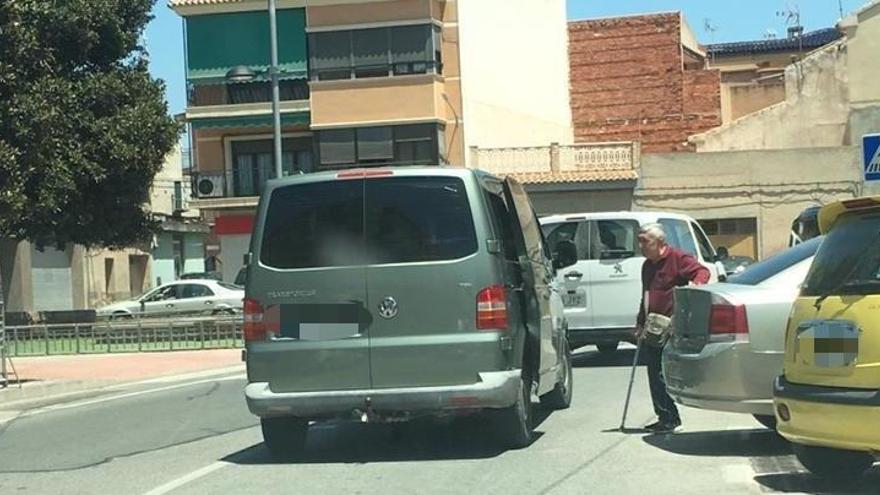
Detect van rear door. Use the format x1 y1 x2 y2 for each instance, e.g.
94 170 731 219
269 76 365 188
247 177 371 393
363 173 497 389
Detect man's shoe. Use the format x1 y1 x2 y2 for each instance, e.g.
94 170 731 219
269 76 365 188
647 421 680 433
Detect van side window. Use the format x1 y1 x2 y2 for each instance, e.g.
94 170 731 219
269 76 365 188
588 219 638 260
659 218 698 257
485 191 519 263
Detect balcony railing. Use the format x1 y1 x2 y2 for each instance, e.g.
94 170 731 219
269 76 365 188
188 79 310 107
469 142 640 176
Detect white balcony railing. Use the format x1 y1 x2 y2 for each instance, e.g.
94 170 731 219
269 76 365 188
470 142 639 176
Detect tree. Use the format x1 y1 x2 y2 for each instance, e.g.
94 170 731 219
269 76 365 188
0 0 180 250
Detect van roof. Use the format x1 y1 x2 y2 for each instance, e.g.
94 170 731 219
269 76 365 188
264 166 491 188
540 211 699 225
818 196 880 234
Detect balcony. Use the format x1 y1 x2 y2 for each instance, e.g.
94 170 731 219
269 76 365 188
188 80 310 107
469 142 640 186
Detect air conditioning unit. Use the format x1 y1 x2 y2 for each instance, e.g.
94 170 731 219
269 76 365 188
195 174 224 198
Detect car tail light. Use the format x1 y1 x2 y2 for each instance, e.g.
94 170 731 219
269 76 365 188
708 294 748 342
477 285 508 331
243 298 274 342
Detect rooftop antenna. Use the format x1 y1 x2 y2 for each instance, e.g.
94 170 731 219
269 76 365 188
838 0 845 19
704 18 718 64
777 2 803 38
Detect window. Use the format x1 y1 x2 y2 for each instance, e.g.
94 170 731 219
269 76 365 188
316 124 441 168
542 222 587 260
260 177 477 269
659 218 697 256
589 220 639 260
231 138 314 196
144 285 178 302
802 212 880 297
180 284 214 299
309 24 441 81
365 177 477 264
356 127 394 162
729 237 821 287
691 222 716 261
699 218 756 236
318 129 357 166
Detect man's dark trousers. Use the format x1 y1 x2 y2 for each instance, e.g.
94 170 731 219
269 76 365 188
643 344 680 425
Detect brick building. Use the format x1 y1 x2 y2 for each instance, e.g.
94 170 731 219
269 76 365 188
569 12 722 153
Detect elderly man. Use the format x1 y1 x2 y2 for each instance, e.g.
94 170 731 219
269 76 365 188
636 223 710 433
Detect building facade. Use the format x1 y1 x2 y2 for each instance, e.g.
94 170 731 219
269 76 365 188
568 12 722 153
172 0 574 281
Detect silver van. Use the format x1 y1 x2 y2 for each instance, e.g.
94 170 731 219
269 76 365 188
243 167 575 456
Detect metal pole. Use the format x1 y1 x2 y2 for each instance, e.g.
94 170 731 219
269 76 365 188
268 0 283 180
619 338 644 431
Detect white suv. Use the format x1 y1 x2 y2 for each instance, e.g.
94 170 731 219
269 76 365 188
540 212 725 353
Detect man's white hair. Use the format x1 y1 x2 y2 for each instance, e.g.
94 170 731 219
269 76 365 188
639 223 667 243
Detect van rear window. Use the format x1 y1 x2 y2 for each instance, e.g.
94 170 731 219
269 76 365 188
260 177 477 269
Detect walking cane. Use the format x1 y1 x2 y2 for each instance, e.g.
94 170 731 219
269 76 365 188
618 334 644 431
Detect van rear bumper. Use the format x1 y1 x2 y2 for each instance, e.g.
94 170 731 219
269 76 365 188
245 369 522 419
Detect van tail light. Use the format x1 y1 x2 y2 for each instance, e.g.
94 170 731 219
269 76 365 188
244 298 276 342
708 294 749 342
477 285 508 331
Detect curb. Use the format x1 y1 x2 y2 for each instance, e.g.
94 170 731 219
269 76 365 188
0 364 245 413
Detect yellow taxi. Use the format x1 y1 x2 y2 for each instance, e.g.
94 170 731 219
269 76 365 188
774 196 880 478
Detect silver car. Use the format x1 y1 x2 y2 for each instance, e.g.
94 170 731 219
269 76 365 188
96 279 244 319
663 237 822 429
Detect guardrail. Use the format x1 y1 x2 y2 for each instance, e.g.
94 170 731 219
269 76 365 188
3 315 243 356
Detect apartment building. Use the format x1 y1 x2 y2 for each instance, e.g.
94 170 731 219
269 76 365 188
171 0 574 281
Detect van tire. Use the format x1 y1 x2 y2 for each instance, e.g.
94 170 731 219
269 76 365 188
494 372 534 449
596 343 618 354
540 338 573 410
794 444 874 479
752 414 777 430
261 417 308 458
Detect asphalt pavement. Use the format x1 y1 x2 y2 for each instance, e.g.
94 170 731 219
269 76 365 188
0 345 876 495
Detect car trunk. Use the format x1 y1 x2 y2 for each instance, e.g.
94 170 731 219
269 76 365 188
670 287 714 354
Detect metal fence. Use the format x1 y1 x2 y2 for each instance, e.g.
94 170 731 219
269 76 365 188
3 315 244 356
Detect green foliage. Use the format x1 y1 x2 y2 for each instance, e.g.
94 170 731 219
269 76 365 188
0 0 181 249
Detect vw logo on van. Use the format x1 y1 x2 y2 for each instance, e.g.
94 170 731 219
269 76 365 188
378 296 399 319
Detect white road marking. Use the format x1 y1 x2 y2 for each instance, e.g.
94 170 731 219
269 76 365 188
142 461 230 495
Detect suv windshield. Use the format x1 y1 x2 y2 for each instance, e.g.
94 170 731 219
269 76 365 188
728 236 822 286
801 211 880 297
260 176 477 269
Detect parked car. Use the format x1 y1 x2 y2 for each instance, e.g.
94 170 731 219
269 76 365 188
243 167 575 457
715 247 755 276
663 237 822 429
775 196 880 478
180 271 223 281
539 211 726 353
96 279 244 319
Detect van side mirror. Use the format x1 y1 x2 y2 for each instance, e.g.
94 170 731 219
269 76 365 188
553 240 578 270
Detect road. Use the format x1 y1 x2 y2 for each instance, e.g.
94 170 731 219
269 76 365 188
0 345 877 495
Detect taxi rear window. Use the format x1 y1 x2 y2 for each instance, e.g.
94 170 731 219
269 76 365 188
801 211 880 297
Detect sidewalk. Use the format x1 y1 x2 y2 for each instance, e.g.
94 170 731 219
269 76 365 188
0 349 244 410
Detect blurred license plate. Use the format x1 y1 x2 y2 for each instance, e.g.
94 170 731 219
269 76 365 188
562 293 584 307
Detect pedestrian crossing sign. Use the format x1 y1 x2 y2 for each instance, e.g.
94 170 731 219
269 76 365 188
864 133 880 181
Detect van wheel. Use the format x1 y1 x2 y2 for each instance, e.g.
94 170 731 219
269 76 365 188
493 372 534 449
261 417 308 458
540 338 573 410
596 342 618 354
752 414 777 430
794 444 874 479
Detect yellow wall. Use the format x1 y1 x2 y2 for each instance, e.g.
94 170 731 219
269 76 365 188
307 0 431 26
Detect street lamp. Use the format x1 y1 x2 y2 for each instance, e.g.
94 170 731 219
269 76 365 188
224 0 283 181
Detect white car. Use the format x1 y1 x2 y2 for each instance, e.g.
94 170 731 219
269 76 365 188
96 279 244 319
540 211 725 353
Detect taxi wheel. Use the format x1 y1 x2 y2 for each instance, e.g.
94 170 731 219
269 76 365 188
794 444 874 479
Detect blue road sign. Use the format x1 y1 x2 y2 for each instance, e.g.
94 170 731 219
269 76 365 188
864 133 880 182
